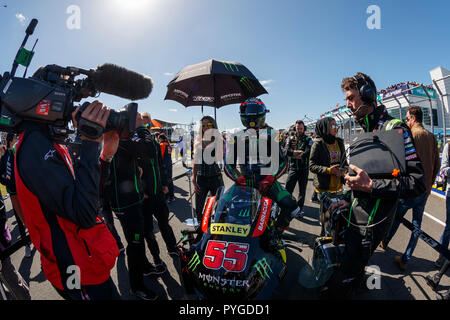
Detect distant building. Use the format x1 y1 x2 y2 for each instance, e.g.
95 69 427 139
310 66 450 142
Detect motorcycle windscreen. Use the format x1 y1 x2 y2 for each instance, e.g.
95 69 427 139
210 185 261 236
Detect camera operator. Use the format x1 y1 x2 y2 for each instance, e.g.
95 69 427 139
14 101 121 300
326 73 425 296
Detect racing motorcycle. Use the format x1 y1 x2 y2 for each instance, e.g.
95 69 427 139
179 166 288 300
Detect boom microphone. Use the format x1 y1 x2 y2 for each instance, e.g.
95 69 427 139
90 63 153 101
350 103 369 120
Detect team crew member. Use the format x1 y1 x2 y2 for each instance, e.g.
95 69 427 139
15 101 121 300
140 114 178 260
108 113 159 300
193 116 224 223
159 133 175 202
328 73 425 296
284 120 313 215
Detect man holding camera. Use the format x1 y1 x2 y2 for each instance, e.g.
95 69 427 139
284 120 312 216
329 73 426 296
14 101 121 300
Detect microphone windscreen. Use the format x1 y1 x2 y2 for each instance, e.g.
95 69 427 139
92 63 153 101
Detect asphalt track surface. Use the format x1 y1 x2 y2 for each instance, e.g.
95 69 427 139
4 160 450 300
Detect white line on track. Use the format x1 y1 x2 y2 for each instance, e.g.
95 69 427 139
423 211 446 227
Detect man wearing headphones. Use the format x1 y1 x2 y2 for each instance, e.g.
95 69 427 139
327 73 426 296
284 120 313 217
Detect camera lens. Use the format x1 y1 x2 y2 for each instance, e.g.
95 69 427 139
105 102 137 139
76 102 138 140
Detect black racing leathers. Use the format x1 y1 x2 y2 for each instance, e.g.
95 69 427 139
224 128 299 228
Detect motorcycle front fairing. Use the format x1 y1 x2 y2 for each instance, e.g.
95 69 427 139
181 185 286 300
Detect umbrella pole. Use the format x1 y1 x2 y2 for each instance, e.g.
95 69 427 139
185 167 198 227
214 107 217 122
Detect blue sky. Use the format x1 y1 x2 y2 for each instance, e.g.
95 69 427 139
1 0 449 131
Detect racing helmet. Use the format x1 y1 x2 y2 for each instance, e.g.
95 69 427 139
239 98 268 129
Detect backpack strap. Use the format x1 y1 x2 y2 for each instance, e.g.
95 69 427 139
385 119 403 131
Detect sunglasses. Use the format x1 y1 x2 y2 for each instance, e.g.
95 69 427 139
202 123 214 128
330 124 338 129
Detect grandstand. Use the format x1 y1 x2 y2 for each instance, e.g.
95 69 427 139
310 66 450 145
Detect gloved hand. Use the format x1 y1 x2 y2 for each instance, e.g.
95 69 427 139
236 176 247 186
258 175 275 194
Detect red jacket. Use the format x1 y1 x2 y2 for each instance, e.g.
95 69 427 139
15 127 118 290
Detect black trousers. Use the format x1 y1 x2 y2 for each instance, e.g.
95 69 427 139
115 205 147 292
324 221 390 298
195 174 224 223
101 201 123 246
285 167 309 209
142 195 177 262
54 277 121 300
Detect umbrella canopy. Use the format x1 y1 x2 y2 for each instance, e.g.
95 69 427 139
164 59 268 108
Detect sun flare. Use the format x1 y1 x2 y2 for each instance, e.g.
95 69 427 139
113 0 155 15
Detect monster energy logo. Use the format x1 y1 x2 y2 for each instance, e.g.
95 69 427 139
238 209 251 217
254 258 273 279
202 282 242 293
240 77 255 92
223 62 239 72
188 251 201 271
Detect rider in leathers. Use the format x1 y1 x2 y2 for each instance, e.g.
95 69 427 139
224 98 300 232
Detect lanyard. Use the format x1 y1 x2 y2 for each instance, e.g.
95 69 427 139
347 198 381 228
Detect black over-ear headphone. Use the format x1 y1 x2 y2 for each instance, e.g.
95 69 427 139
353 74 377 104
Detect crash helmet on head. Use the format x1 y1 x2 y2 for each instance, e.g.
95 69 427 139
239 97 268 129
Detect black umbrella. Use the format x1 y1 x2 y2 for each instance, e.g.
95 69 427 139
164 59 268 116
